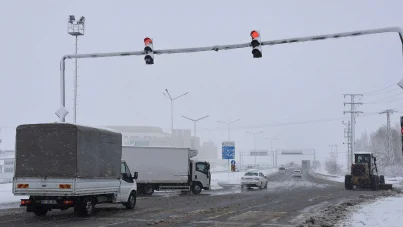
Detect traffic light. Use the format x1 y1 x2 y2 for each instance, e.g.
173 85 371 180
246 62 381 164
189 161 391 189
231 164 236 172
144 37 154 65
250 30 262 58
401 116 403 154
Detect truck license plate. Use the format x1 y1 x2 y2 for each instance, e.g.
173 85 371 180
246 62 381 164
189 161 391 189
41 200 57 204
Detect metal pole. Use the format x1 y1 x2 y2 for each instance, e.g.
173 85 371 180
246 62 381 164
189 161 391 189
171 100 174 134
351 96 355 162
73 36 78 123
194 121 196 138
228 124 230 141
254 135 256 165
228 159 230 178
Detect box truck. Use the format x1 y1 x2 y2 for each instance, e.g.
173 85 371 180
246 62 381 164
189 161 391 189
13 123 138 216
122 146 211 195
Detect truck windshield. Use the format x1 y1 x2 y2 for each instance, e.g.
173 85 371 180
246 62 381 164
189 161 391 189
196 162 209 173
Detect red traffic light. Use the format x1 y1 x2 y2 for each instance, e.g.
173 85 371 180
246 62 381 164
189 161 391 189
144 37 153 45
401 127 403 134
250 30 260 39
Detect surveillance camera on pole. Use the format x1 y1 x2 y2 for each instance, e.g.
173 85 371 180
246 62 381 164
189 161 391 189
144 37 154 65
250 30 262 58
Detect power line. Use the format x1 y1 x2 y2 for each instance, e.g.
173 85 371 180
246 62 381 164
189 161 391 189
365 92 403 104
364 88 401 96
362 84 397 95
364 97 403 104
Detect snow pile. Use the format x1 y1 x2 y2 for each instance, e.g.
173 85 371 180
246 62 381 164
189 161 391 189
296 191 398 227
342 196 403 227
0 183 27 209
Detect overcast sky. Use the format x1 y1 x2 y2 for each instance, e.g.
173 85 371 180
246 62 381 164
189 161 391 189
1 0 403 165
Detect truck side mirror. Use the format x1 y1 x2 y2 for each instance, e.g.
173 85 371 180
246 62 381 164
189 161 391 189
133 172 138 180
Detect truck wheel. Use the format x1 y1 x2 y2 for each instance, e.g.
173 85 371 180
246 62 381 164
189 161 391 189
371 175 379 191
33 208 48 216
143 184 154 196
125 191 136 209
345 175 353 190
380 175 385 184
78 197 95 216
191 183 202 195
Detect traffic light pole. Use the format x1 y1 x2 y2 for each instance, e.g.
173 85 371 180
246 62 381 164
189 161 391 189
56 27 403 122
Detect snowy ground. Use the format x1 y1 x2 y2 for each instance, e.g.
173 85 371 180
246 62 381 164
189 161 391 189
0 183 27 209
342 196 403 227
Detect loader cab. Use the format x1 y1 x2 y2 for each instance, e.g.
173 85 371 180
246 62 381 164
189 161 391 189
354 153 372 164
352 152 377 176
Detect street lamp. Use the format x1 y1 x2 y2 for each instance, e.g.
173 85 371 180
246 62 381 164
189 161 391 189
67 15 85 123
265 137 278 166
217 119 240 140
246 131 263 165
163 89 189 134
182 115 209 137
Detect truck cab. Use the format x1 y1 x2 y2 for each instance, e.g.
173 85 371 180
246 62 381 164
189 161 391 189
190 160 211 193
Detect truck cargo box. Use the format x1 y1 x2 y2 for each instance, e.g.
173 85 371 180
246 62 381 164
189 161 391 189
122 146 197 184
15 123 122 179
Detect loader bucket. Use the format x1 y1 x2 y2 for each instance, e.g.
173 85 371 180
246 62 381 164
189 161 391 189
379 184 393 190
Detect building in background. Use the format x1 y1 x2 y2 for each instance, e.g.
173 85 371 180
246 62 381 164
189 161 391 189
107 125 219 164
0 150 15 183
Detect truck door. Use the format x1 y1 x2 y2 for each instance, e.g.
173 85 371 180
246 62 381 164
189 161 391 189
119 162 133 202
194 162 210 189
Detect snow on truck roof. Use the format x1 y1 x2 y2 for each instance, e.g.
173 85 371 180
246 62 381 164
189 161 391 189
17 122 120 134
354 152 373 155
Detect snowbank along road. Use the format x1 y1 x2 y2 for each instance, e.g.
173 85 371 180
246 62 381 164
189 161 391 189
0 168 385 227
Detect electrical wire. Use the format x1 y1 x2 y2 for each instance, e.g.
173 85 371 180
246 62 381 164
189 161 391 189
364 92 403 104
361 84 398 95
363 88 401 96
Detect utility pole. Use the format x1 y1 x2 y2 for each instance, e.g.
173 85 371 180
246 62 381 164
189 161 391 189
343 121 352 171
344 94 363 165
67 15 85 123
380 109 395 164
246 131 263 165
217 119 240 141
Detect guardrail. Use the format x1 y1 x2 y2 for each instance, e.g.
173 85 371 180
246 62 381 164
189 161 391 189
309 168 339 178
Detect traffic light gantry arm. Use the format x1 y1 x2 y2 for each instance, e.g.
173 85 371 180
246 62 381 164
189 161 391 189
58 26 403 122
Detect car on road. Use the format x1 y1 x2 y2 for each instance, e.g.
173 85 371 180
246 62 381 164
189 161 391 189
278 167 286 174
292 170 302 177
241 170 268 189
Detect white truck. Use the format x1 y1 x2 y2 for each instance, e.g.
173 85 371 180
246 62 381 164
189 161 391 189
122 146 211 195
13 123 138 216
